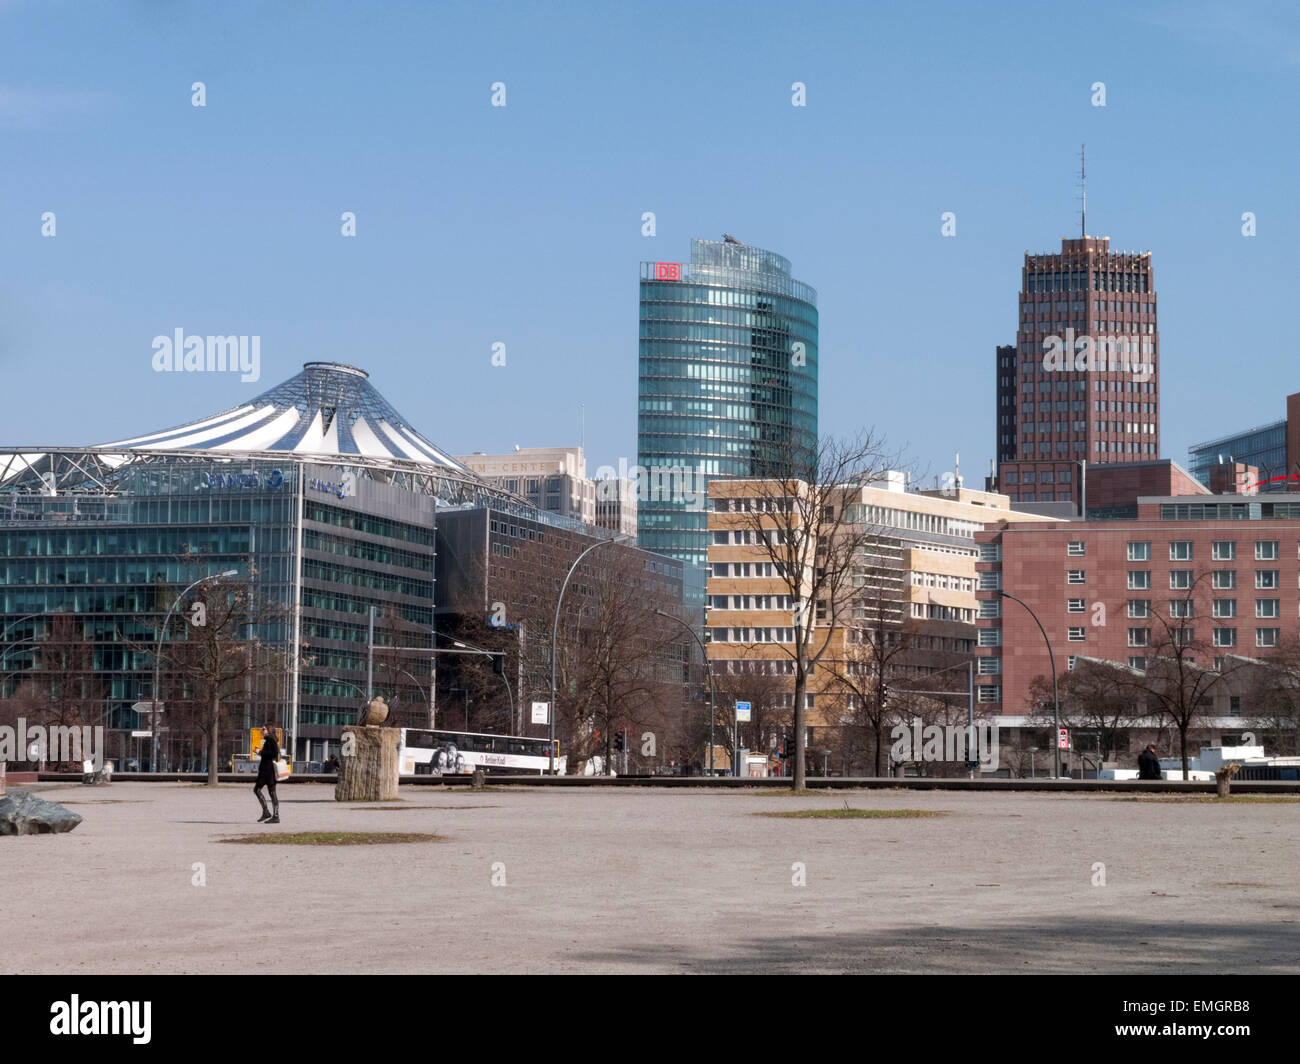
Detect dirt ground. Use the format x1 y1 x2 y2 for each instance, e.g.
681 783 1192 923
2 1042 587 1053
2 782 1296 974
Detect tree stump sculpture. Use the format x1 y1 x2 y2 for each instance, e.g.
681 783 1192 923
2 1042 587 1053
335 724 399 801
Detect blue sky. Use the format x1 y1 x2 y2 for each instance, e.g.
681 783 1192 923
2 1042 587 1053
2 0 1298 484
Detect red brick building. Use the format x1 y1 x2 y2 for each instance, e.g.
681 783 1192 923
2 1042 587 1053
994 235 1160 506
975 494 1300 729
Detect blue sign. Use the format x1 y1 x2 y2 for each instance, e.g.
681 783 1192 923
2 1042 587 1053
200 469 283 490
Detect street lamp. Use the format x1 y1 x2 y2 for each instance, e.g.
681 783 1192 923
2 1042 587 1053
151 569 238 772
549 535 629 774
451 639 513 736
998 589 1061 778
654 608 715 777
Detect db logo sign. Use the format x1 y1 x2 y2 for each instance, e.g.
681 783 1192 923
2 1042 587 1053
1058 728 1070 750
654 262 682 281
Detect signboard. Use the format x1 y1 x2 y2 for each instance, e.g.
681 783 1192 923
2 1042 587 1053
1058 728 1070 750
654 262 682 281
130 730 152 739
250 727 285 755
132 700 163 718
735 701 752 722
531 701 550 725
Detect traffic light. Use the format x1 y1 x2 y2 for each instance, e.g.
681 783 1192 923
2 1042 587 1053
491 652 504 676
614 731 625 752
880 683 890 708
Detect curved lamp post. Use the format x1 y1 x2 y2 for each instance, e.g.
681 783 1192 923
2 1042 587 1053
151 569 238 772
654 609 715 777
998 589 1061 778
549 536 627 774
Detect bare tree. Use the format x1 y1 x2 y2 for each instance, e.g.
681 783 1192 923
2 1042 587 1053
1027 657 1144 765
723 430 901 790
1112 573 1224 778
153 569 292 785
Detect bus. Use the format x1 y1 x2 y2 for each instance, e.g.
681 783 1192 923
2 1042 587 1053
398 729 564 776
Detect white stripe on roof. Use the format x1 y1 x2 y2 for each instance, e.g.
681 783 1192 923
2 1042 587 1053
212 407 302 452
292 410 326 453
101 406 257 447
348 416 392 458
375 420 432 464
133 405 281 451
393 423 460 468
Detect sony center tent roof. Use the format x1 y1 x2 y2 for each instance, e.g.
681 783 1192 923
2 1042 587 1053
96 362 473 472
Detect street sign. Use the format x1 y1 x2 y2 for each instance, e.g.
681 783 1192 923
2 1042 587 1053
130 730 152 739
132 700 163 717
1058 728 1070 750
735 701 751 722
531 701 550 724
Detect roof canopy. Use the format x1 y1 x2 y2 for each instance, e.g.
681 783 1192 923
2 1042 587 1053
97 362 472 473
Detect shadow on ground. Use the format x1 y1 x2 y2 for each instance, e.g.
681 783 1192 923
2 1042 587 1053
573 914 1300 973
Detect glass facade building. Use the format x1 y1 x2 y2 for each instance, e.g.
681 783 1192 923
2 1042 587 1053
637 238 818 590
1188 420 1286 491
0 362 609 769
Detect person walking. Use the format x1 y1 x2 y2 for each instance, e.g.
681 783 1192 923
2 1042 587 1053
255 726 281 823
1137 743 1162 781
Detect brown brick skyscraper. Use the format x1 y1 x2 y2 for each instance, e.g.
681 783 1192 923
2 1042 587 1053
995 236 1159 507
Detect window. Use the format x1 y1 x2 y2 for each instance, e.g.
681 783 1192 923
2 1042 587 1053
1172 628 1194 647
977 685 1000 703
1067 570 1085 584
1255 598 1279 618
1067 598 1085 613
1213 628 1237 647
1067 541 1085 556
1129 656 1147 672
1168 570 1191 590
1255 541 1279 560
977 628 1001 646
1213 570 1236 590
979 571 1001 590
1068 627 1085 641
1256 570 1279 589
1128 599 1150 618
1257 628 1280 648
1127 542 1150 561
977 657 1001 674
1212 541 1236 561
1169 541 1193 561
1213 599 1237 618
1170 600 1194 618
1128 628 1150 647
978 599 1001 618
1127 571 1150 590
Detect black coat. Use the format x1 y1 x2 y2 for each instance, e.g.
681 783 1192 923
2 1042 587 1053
1137 749 1162 780
256 736 281 786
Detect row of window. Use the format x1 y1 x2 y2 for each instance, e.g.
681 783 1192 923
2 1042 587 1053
707 594 795 610
1121 570 1284 590
1023 270 1151 293
709 627 795 643
908 572 974 592
711 562 787 578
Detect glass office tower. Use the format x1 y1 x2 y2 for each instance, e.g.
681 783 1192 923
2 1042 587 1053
637 237 818 596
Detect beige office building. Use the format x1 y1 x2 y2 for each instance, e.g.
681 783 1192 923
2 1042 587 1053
456 446 597 527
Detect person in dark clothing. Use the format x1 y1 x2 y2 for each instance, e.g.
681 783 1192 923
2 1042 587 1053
1137 744 1162 780
255 726 281 823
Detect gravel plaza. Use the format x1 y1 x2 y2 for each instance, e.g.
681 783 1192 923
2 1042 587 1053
2 782 1297 975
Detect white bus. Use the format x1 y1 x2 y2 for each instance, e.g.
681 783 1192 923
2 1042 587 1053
398 728 565 776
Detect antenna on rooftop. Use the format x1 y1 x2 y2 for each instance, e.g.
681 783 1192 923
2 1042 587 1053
1079 143 1087 238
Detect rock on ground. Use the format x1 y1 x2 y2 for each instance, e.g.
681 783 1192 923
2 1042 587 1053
0 790 83 835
